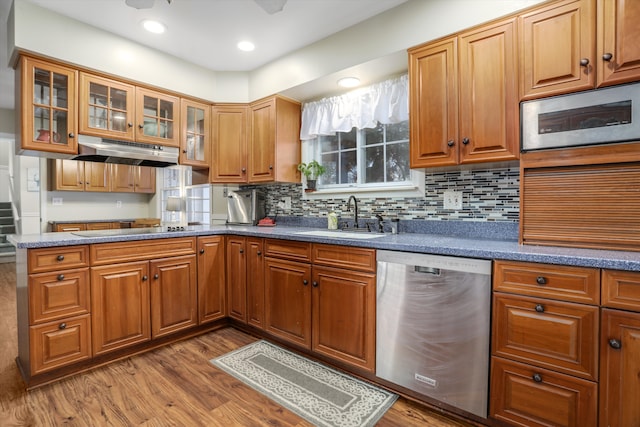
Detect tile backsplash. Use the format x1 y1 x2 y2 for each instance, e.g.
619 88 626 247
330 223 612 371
246 167 520 222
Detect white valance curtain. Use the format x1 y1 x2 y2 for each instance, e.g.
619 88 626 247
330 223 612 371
300 73 408 141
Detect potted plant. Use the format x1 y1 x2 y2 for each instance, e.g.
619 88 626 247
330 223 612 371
297 160 326 191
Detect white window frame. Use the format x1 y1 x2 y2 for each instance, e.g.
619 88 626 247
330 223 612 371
160 166 211 225
301 122 424 199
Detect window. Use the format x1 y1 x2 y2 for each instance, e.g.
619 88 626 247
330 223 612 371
161 166 210 225
317 121 410 187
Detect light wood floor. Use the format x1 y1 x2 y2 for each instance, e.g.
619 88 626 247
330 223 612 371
0 262 473 426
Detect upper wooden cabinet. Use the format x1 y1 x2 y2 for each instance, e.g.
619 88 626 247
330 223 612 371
135 87 180 147
79 73 135 141
210 104 248 183
520 0 640 99
249 96 301 183
409 17 519 168
17 56 77 155
180 99 210 169
110 164 156 194
49 159 110 192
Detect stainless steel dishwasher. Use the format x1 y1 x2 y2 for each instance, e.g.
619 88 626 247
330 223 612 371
376 250 492 419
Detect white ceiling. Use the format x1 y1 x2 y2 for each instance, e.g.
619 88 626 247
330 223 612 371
0 0 408 110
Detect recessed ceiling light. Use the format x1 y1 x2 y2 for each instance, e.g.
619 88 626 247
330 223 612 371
337 77 361 88
237 41 255 52
142 20 166 34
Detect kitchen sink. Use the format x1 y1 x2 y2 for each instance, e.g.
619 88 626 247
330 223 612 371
294 230 386 239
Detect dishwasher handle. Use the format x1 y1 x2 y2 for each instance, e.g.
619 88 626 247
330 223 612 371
414 266 441 275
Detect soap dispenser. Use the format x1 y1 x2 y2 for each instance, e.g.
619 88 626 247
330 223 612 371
328 211 338 230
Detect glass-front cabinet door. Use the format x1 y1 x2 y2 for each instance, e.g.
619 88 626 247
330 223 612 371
136 87 180 147
79 73 135 141
180 99 210 168
19 57 77 154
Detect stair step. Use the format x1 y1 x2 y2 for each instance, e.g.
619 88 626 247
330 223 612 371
0 242 14 253
0 226 16 235
0 217 13 225
0 209 12 218
0 252 16 264
0 202 10 210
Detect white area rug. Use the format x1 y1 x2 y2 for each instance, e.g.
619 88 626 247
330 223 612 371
211 340 397 427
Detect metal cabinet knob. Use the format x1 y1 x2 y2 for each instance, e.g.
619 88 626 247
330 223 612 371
312 281 319 287
138 124 144 129
199 249 205 254
462 137 470 145
609 338 622 349
532 373 542 383
257 250 262 256
239 248 244 254
56 255 65 261
579 58 589 66
142 275 148 281
536 276 547 285
128 122 133 128
534 304 545 313
241 167 246 173
303 279 308 285
57 274 65 281
183 149 187 154
603 53 613 62
154 274 159 280
269 165 273 170
59 322 67 330
447 140 455 147
68 133 75 138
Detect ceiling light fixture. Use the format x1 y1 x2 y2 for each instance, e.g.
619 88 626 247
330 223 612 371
337 77 361 88
254 0 288 15
142 20 167 34
237 41 256 52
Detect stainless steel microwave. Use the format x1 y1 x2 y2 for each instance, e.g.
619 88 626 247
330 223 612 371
521 83 640 151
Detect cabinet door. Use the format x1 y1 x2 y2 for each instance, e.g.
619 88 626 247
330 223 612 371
91 261 150 355
51 159 84 191
408 37 458 167
312 266 376 372
84 162 111 192
459 19 519 164
246 238 265 329
597 0 640 86
249 99 275 182
264 257 312 348
180 99 210 168
226 237 247 323
135 166 156 193
79 73 135 141
519 0 595 100
110 164 135 192
150 255 197 338
490 357 597 427
197 236 226 324
135 87 180 147
600 309 640 427
211 105 248 183
19 57 77 154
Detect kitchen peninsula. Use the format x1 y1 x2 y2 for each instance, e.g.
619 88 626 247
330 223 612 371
10 223 640 426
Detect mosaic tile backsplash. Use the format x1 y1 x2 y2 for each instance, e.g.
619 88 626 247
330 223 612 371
245 167 520 223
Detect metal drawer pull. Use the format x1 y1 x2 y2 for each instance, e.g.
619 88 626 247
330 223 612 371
536 276 547 285
57 255 65 261
534 304 545 313
57 274 65 281
59 323 67 330
609 339 621 349
532 373 542 383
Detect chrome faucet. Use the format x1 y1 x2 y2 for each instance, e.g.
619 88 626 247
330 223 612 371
347 195 359 228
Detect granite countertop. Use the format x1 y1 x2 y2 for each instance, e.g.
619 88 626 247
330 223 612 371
8 223 640 272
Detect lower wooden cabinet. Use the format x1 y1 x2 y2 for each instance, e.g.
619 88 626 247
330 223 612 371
29 314 92 375
600 309 640 427
91 261 151 355
246 238 265 329
197 236 226 324
490 357 597 427
226 237 248 323
150 254 197 338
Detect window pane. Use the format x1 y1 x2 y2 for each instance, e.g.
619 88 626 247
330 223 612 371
341 150 357 183
339 128 357 149
364 146 385 183
320 153 338 185
387 142 410 182
364 123 384 146
320 135 338 152
386 121 409 141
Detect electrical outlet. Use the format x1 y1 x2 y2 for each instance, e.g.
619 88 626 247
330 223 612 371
443 191 463 210
52 197 63 206
281 196 291 211
116 201 122 208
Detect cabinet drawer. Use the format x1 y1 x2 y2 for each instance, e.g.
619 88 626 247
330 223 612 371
265 239 311 262
28 246 90 273
492 293 599 380
494 260 600 304
29 314 92 375
490 357 597 427
91 237 196 265
312 244 376 273
602 269 640 312
29 268 90 324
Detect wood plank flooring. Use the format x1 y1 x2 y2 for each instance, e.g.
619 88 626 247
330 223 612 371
0 262 473 426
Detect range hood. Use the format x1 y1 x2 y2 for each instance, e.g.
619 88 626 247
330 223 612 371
71 135 179 167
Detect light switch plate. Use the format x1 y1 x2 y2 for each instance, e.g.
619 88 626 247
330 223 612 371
52 197 63 206
443 191 463 210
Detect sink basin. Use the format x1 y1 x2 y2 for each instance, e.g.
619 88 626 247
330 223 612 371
294 230 385 239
